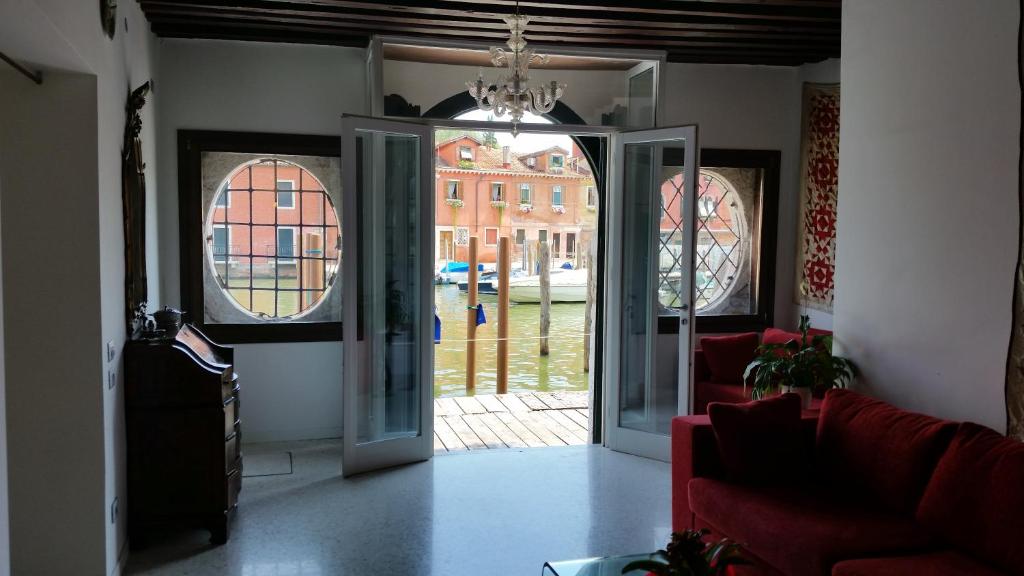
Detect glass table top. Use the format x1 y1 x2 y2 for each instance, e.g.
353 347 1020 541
542 553 653 576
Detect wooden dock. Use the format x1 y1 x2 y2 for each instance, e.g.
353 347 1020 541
433 391 590 453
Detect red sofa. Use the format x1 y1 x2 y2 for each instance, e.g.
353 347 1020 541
694 328 832 415
672 389 1024 576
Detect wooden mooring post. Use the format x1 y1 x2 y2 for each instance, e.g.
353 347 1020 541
539 241 551 356
584 237 596 372
466 237 478 393
496 237 510 394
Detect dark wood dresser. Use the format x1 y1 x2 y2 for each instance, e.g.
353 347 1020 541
125 323 241 546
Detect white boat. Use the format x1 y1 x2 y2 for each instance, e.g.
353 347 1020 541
508 268 589 303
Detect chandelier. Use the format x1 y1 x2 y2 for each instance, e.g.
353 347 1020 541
466 3 565 136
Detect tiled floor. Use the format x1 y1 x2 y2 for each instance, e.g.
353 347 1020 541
126 439 671 576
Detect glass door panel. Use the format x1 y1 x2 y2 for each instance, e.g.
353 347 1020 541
605 126 697 461
341 116 433 476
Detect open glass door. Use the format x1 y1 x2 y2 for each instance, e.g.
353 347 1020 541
341 116 434 476
604 126 698 461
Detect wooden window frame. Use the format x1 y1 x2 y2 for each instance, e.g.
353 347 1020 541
178 130 342 344
657 148 781 335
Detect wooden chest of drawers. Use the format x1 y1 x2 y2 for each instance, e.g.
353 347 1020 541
125 324 241 546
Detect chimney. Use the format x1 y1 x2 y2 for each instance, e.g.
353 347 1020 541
502 146 511 169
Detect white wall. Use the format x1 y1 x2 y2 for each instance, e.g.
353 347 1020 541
0 71 105 575
157 40 366 442
835 0 1020 431
0 0 159 572
662 63 805 331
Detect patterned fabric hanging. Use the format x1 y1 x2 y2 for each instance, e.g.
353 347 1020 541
795 83 840 312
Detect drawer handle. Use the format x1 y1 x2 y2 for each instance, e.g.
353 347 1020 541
223 395 237 407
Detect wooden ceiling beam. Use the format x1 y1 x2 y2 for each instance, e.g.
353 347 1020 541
145 15 839 53
138 1 839 40
141 0 840 25
141 10 840 49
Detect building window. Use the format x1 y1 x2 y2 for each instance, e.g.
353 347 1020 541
484 227 499 246
527 157 536 167
455 227 470 246
586 186 597 208
552 185 564 206
446 180 461 200
538 229 548 242
277 180 295 209
566 232 576 258
212 225 229 262
553 233 561 258
216 183 230 207
519 183 531 204
550 154 565 169
459 146 473 161
491 182 504 202
657 149 782 334
515 228 526 244
179 130 344 343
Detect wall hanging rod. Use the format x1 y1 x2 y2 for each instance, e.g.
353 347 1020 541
0 51 43 85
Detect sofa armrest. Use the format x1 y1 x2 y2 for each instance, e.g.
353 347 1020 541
671 412 821 532
672 415 725 531
693 349 712 382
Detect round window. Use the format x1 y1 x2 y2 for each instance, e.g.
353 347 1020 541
206 158 340 319
657 170 745 312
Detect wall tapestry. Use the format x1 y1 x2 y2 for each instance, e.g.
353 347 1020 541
795 83 840 312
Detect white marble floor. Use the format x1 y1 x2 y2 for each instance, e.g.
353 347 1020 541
126 440 672 576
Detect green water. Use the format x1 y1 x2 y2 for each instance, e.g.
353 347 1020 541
434 284 589 398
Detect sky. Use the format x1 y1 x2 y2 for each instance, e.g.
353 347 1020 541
454 109 573 154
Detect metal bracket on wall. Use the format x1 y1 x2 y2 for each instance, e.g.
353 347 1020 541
0 50 43 85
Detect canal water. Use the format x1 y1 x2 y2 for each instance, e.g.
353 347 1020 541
434 284 590 398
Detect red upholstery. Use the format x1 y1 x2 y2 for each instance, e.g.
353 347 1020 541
699 332 759 384
694 380 753 415
762 327 832 347
916 422 1024 575
671 415 723 530
831 551 1005 576
816 389 957 514
707 394 806 483
671 412 818 532
674 391 1023 576
689 478 937 576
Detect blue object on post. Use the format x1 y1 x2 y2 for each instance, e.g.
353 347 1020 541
434 312 441 344
475 304 487 326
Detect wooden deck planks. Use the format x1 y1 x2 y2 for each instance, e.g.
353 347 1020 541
433 392 591 453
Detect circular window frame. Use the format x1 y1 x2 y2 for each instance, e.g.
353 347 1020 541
204 157 341 322
693 169 747 313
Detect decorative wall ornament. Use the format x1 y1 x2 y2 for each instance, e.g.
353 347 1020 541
795 83 840 313
123 81 151 334
101 0 117 39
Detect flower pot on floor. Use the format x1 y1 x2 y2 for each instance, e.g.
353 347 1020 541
781 385 812 409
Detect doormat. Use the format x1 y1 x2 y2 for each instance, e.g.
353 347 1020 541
242 451 293 477
795 82 840 313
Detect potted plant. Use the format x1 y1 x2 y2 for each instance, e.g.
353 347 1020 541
622 529 747 576
743 315 856 408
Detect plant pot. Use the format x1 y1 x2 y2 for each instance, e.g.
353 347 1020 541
781 385 813 409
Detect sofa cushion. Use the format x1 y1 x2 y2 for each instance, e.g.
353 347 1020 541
689 478 936 576
695 381 754 415
831 550 1004 576
816 389 957 514
700 333 759 384
916 422 1024 575
708 394 806 483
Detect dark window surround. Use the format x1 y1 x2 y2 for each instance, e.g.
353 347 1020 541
657 148 781 335
178 130 342 343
